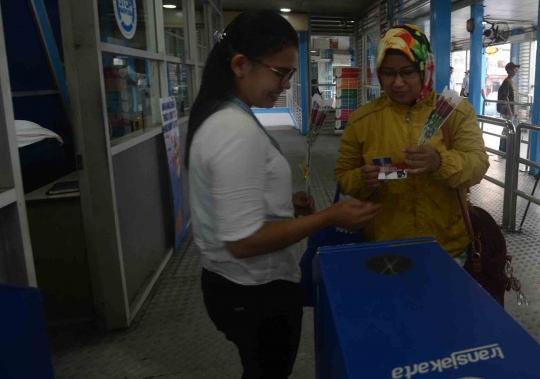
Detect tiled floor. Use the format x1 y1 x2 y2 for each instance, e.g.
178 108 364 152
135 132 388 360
49 128 540 378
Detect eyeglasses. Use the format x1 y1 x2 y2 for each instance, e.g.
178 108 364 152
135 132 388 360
255 60 297 85
379 67 420 81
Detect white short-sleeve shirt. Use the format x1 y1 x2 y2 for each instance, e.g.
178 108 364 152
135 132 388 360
188 103 300 285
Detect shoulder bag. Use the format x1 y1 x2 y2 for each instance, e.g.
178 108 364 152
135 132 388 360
441 122 526 307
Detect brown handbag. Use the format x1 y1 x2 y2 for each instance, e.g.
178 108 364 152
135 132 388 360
441 123 526 307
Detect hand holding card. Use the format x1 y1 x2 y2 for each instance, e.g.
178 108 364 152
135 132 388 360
372 157 408 180
361 164 382 189
403 145 441 175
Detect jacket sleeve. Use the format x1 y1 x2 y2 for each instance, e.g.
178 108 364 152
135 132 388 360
432 102 490 188
334 120 377 200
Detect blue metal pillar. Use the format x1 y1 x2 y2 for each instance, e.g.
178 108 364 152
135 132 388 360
299 31 309 135
430 0 451 94
469 3 485 115
529 4 540 175
510 29 521 87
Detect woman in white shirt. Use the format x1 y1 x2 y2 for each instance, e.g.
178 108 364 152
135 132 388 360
186 11 380 379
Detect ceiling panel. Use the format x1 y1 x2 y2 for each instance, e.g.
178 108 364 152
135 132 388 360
221 0 377 13
222 0 540 48
451 0 538 48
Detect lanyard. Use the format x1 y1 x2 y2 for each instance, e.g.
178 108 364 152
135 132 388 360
230 96 283 154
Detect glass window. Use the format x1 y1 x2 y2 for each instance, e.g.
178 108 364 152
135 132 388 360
168 63 191 117
365 29 380 86
195 0 208 63
211 9 222 37
103 54 161 140
98 0 157 52
451 50 467 88
163 2 187 59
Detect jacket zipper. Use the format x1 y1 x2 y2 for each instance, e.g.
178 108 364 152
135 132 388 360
406 108 411 123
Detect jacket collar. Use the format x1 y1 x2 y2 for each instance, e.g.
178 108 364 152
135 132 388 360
383 89 437 111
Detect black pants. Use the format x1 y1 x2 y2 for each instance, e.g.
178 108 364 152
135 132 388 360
201 268 303 379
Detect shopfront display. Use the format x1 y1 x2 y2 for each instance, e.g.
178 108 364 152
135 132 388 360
103 55 161 140
334 67 359 133
168 63 191 117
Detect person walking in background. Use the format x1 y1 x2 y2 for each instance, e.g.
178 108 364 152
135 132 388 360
311 79 322 97
449 66 456 91
497 62 519 152
460 70 469 97
335 24 489 264
186 11 380 379
498 62 519 120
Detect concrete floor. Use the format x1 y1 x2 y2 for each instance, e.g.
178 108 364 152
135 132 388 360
49 127 540 378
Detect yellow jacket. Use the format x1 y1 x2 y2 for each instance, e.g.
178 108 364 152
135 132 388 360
335 90 489 256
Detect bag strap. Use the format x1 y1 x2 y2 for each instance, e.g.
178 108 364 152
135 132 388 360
333 185 341 204
441 123 481 271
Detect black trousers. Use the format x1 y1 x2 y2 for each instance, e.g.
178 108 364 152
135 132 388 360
201 268 303 379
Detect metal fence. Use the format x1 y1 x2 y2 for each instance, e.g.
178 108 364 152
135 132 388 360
482 99 533 124
478 114 540 233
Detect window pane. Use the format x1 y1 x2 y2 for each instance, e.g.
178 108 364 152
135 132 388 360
195 0 208 63
168 63 191 116
98 0 157 52
103 54 161 140
164 3 187 59
365 29 380 86
211 9 222 37
451 51 467 88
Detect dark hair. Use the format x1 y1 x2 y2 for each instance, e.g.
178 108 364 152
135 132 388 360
184 11 299 167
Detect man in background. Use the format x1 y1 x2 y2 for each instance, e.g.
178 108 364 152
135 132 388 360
311 79 322 97
460 71 469 97
497 62 520 152
498 62 519 119
449 66 456 90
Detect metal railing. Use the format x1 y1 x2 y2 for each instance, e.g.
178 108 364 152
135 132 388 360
477 116 516 229
478 114 540 232
508 123 540 232
482 99 533 123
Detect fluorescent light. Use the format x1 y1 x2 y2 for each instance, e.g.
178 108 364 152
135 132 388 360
281 8 291 12
163 4 177 8
311 50 316 53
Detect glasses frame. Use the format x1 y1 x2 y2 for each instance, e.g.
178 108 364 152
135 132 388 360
255 60 297 85
379 68 420 82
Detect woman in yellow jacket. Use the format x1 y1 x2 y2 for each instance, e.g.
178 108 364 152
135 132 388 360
335 25 489 262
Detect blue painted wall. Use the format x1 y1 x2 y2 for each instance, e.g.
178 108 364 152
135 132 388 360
0 0 74 192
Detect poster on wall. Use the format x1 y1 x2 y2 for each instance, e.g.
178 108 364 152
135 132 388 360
160 97 186 250
329 39 339 49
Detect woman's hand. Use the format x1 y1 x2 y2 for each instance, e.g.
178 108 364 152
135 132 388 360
361 165 382 189
324 199 381 229
292 191 314 217
403 146 441 175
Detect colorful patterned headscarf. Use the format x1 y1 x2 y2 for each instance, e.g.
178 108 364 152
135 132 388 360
376 24 435 104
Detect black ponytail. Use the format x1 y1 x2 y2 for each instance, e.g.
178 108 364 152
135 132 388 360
185 11 299 167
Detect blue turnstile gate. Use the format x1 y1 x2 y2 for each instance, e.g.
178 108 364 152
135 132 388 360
0 283 54 378
314 238 540 378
